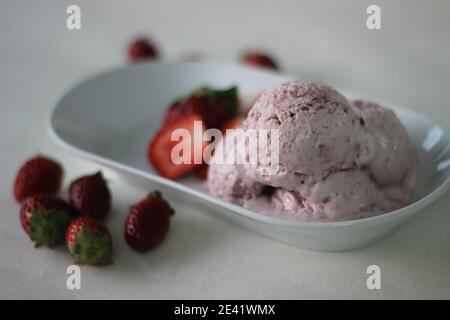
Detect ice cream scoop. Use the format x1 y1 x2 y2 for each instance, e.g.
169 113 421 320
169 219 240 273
242 80 374 189
352 100 415 187
206 80 416 222
271 170 400 221
207 134 264 205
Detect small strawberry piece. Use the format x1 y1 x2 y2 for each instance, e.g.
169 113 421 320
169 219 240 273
220 115 245 133
242 51 278 70
195 164 209 180
69 172 111 220
192 115 244 181
20 194 71 248
125 191 174 252
66 217 112 265
127 37 159 63
149 114 205 180
13 155 63 202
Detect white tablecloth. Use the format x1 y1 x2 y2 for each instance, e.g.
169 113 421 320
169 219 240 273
1 0 449 299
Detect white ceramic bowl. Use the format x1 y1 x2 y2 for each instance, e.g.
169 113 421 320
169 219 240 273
49 62 450 251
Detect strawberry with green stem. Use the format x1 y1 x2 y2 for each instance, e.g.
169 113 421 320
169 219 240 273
66 217 113 265
163 85 239 129
20 194 71 248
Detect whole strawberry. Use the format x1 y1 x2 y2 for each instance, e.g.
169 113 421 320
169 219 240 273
20 194 71 248
163 86 239 129
127 37 159 63
69 172 111 220
14 155 63 202
66 217 112 265
125 191 174 252
241 51 278 70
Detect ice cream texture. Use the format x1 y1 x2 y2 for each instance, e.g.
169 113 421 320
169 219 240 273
206 80 416 221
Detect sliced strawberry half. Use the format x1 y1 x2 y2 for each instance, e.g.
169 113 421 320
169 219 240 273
148 114 205 180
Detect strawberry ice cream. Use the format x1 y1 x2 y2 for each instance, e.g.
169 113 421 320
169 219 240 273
206 80 416 221
207 135 264 205
352 100 414 187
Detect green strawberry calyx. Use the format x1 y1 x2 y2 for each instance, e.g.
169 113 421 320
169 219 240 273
148 190 175 216
68 228 112 265
195 85 238 117
173 85 239 118
29 206 70 248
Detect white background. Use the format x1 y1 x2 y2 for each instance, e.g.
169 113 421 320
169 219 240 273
0 0 449 299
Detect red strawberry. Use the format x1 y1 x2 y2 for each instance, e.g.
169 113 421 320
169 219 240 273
200 99 230 129
66 217 112 265
163 86 239 129
192 115 245 181
148 114 205 180
13 155 63 202
220 115 245 133
69 172 111 220
124 191 174 252
20 194 71 247
127 37 159 63
163 95 205 127
195 163 209 180
242 51 278 70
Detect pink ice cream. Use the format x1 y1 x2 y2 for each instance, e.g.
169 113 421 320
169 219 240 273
352 100 414 186
206 80 416 221
207 135 264 205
